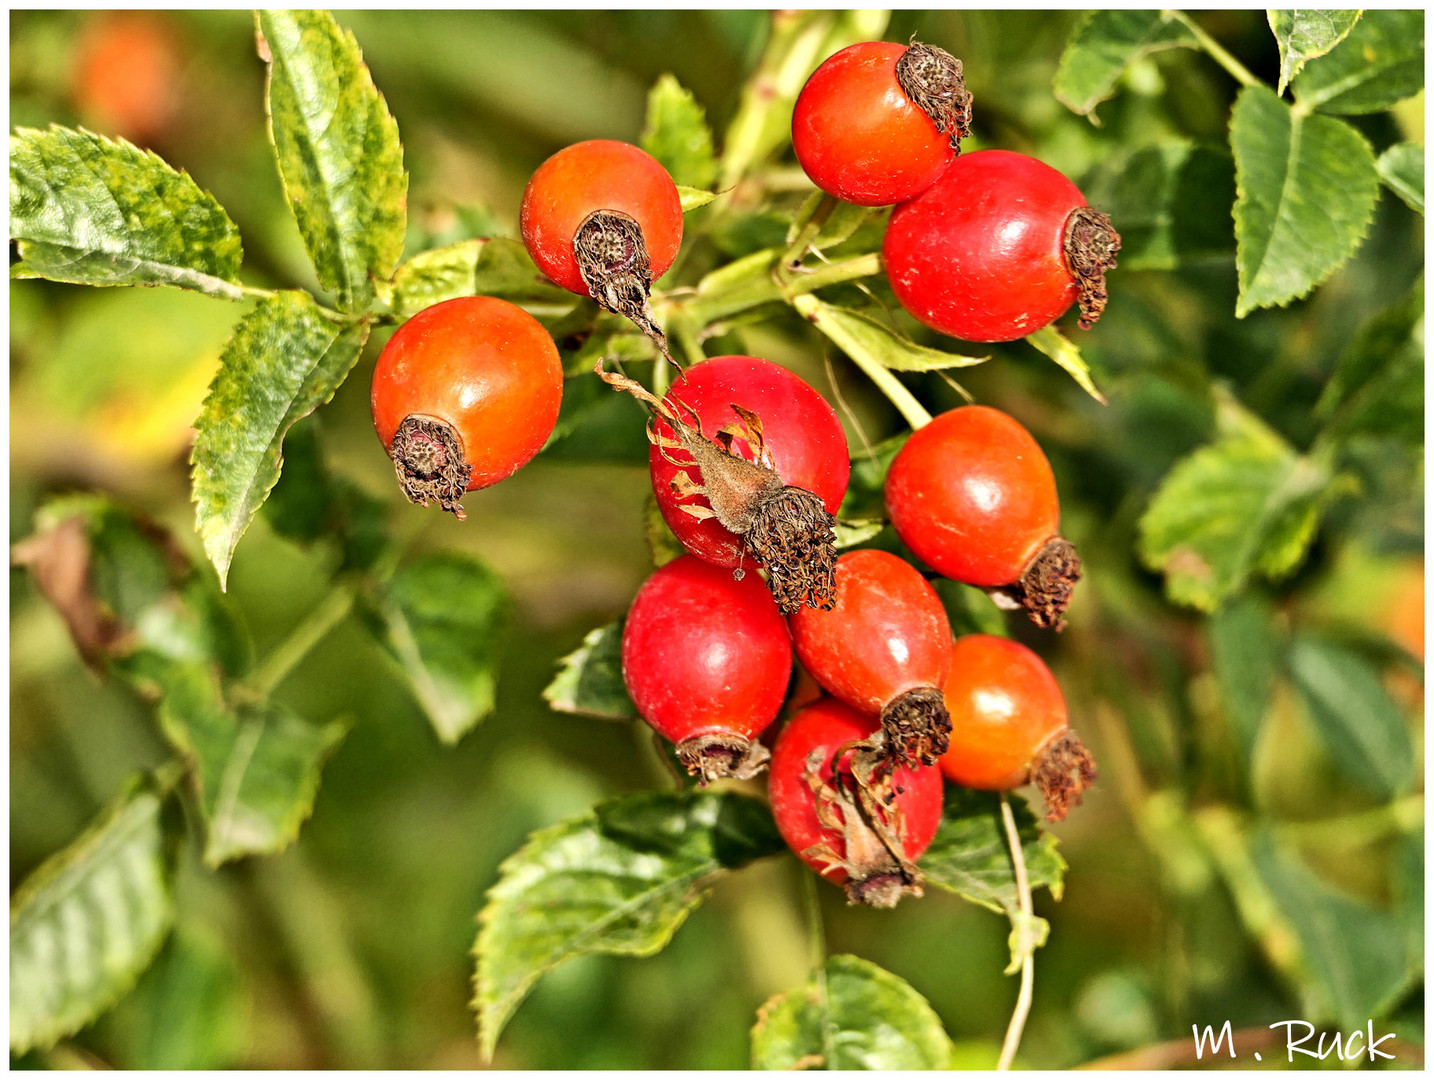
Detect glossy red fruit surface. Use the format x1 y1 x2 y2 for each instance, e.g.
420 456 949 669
885 405 1059 587
938 635 1067 790
519 139 683 297
650 355 850 568
769 697 943 900
787 549 951 716
792 41 954 207
883 149 1088 342
370 296 563 504
621 554 792 752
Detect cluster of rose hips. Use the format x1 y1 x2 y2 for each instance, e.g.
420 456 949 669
368 36 1109 906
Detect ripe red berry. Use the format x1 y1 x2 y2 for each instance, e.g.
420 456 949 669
599 355 849 614
938 634 1096 822
787 549 953 769
769 697 943 907
520 139 683 356
621 555 792 782
370 296 563 519
792 40 972 206
884 405 1079 630
883 149 1121 342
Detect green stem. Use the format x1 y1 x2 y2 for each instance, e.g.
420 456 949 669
799 870 837 1067
998 794 1035 1072
780 193 839 271
247 583 358 699
1167 10 1260 87
676 250 881 328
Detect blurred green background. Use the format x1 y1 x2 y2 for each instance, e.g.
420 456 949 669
10 9 1424 1070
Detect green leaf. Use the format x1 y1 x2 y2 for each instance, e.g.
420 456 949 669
386 238 572 320
1207 593 1281 765
157 664 349 866
751 954 953 1070
542 621 637 721
360 552 506 745
10 782 173 1054
787 192 877 253
1025 325 1107 404
257 10 407 311
678 186 718 213
1268 10 1363 95
473 790 784 1059
1137 418 1346 611
934 579 1011 639
121 926 244 1070
833 519 885 550
641 73 717 190
922 788 1066 918
1286 635 1414 800
1231 86 1379 316
1293 9 1424 115
1377 142 1424 215
1251 830 1413 1028
1053 10 1198 122
796 296 987 372
13 496 251 688
9 125 244 297
1315 276 1423 447
190 291 371 589
1088 143 1236 270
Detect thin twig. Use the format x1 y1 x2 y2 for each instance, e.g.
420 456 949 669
1167 10 1260 87
246 582 358 698
800 870 837 1067
998 793 1035 1070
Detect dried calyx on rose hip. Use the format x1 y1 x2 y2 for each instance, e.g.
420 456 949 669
597 359 843 614
520 139 683 368
788 549 954 775
938 634 1097 822
769 698 943 908
885 405 1079 630
621 555 792 782
370 296 563 519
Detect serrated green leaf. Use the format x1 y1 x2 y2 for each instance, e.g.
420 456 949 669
10 783 173 1054
190 291 370 589
1293 9 1424 115
1137 428 1343 611
1315 276 1423 447
922 788 1066 919
641 73 717 190
472 790 783 1059
13 496 251 688
1053 10 1198 122
542 621 637 721
1286 635 1414 800
1087 142 1236 270
1268 10 1363 96
677 186 718 213
387 238 572 320
1207 593 1281 765
1251 829 1413 1027
1231 86 1379 317
157 663 349 866
1025 325 1107 403
1377 142 1424 215
751 954 953 1070
9 125 243 297
361 552 506 745
797 296 987 372
257 10 407 311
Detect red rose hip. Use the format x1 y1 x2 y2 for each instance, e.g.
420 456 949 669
883 149 1120 342
520 139 683 358
788 549 953 770
792 39 972 206
938 634 1096 822
370 296 563 519
884 404 1079 630
599 355 849 614
769 697 943 907
621 555 792 782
